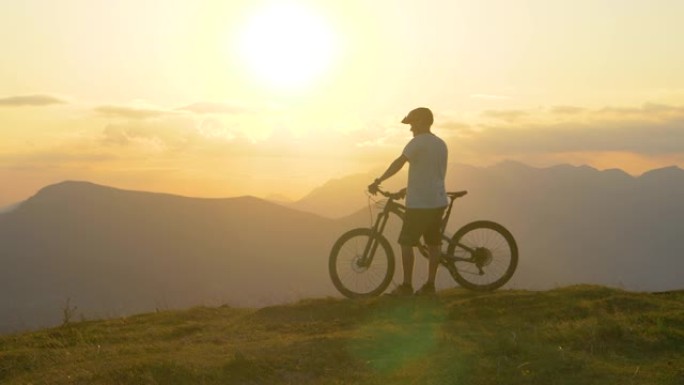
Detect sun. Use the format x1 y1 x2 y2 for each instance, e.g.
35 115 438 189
237 3 338 91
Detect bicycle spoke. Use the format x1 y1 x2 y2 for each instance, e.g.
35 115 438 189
446 221 517 290
331 231 393 296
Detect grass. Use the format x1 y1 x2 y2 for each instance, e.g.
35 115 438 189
1 285 683 384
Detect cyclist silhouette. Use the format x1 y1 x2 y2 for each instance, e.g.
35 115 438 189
368 107 448 296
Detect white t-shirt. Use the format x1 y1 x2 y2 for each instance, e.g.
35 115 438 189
402 133 448 209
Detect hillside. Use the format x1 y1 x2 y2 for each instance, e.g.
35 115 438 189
0 202 20 214
1 286 683 384
0 181 347 333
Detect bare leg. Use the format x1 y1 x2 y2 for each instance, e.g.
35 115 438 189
400 244 415 286
426 244 441 285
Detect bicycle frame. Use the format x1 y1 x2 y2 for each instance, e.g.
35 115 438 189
359 192 476 267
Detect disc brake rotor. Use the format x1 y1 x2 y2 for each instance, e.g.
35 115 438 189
352 255 369 273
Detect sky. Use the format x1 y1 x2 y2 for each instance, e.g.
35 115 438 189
2 0 684 206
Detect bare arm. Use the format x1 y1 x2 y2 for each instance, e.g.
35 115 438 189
368 155 407 194
377 155 408 183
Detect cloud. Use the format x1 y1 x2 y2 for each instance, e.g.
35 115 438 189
177 102 249 115
459 103 684 156
98 112 248 155
3 151 117 169
550 106 585 115
438 120 472 133
94 105 170 120
101 116 202 150
0 94 66 107
596 103 684 119
481 109 529 122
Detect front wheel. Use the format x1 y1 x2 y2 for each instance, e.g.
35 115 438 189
329 228 395 298
445 221 518 291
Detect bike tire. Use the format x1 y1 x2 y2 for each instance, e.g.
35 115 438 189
445 220 518 291
329 228 395 298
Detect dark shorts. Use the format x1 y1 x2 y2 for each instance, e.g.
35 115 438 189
398 207 446 246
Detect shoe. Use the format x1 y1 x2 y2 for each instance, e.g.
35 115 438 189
414 282 436 296
386 283 414 297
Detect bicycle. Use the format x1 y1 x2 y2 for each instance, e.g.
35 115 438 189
329 188 518 298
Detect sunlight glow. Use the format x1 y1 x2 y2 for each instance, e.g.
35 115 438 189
237 3 338 91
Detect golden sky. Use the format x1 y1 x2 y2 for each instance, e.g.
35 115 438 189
2 0 684 206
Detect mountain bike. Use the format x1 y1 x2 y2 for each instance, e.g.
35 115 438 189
329 188 518 298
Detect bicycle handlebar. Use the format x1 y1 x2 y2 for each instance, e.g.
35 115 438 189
371 187 406 200
372 187 468 201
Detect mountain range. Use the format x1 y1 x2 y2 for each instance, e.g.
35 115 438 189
1 161 683 333
0 182 353 333
291 161 684 292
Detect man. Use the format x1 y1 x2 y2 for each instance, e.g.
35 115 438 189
368 107 448 296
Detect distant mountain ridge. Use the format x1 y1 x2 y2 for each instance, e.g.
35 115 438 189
0 181 345 333
0 201 20 214
2 162 683 334
290 161 683 219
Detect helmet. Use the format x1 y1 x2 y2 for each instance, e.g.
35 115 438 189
401 107 433 126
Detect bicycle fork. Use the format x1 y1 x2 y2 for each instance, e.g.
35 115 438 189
358 211 391 267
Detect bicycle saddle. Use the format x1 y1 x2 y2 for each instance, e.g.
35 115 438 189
447 191 468 199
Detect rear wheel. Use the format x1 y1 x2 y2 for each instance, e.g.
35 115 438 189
445 221 518 291
329 228 395 298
